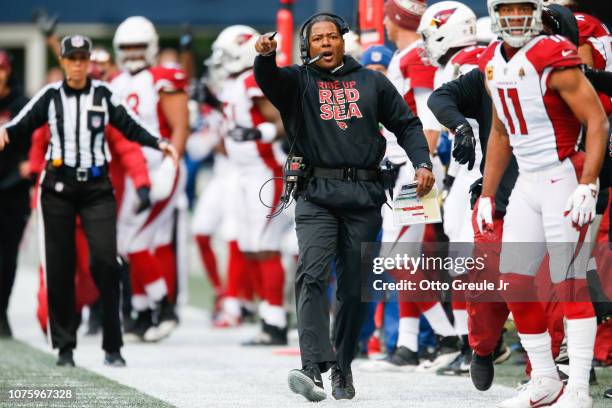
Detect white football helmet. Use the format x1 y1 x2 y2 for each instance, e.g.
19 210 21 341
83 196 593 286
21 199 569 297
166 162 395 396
488 0 543 48
211 25 259 75
344 30 363 60
417 1 477 66
113 16 159 73
476 17 497 44
203 55 229 94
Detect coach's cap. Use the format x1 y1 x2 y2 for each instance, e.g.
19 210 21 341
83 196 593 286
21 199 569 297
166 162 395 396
61 35 92 58
384 0 427 31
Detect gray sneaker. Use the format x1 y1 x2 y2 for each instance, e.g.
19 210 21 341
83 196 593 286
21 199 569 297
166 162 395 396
288 365 326 402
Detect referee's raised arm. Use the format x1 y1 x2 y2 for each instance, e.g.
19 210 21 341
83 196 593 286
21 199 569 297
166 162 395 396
98 83 178 164
98 84 166 149
0 84 56 150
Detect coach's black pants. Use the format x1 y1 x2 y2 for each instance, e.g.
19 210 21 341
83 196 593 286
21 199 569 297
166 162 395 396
294 196 381 373
40 170 122 353
0 182 31 318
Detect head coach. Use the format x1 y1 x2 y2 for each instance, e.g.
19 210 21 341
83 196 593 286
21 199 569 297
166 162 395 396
254 13 434 402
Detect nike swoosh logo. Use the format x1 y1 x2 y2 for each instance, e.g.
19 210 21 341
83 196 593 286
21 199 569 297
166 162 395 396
562 50 573 57
529 395 548 406
550 178 563 183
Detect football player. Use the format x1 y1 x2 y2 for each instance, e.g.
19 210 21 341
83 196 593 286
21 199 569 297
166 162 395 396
111 16 190 342
478 1 608 406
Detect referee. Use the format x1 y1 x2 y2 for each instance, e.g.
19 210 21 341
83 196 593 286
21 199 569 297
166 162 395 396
0 35 177 367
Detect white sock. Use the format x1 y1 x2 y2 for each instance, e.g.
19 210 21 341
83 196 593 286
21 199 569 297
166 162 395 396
397 317 419 352
566 317 596 391
131 294 148 311
264 305 287 328
223 297 241 318
519 332 559 380
144 278 167 302
423 303 456 337
453 309 468 336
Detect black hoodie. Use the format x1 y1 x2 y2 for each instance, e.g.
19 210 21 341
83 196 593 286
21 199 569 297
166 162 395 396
254 53 431 209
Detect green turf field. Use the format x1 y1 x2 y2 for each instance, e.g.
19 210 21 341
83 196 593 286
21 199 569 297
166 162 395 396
0 339 174 408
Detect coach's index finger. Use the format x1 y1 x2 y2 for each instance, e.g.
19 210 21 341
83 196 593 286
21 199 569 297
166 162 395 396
255 33 277 54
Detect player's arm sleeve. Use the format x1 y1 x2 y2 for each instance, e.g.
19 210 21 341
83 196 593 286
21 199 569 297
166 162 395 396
376 72 431 168
414 88 441 131
427 68 484 130
153 67 189 94
28 125 51 176
584 66 612 97
3 86 53 140
101 85 161 149
253 53 300 110
106 126 151 189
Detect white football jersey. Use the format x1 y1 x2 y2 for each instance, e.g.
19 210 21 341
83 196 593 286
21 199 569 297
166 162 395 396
384 41 438 164
481 35 583 172
111 66 188 140
220 69 285 170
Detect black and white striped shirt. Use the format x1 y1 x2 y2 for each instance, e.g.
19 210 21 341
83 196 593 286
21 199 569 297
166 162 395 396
3 78 160 169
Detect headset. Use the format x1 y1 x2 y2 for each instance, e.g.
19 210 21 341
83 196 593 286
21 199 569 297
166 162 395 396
299 12 350 65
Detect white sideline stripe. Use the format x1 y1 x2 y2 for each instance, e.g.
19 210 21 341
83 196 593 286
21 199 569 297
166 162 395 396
10 269 516 408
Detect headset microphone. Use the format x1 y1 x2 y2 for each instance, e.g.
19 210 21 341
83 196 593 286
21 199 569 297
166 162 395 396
306 53 324 65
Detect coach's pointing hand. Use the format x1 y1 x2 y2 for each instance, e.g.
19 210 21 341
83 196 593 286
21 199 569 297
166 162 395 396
255 33 278 55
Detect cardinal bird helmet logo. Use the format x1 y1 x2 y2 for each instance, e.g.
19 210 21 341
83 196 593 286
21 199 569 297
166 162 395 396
430 8 457 28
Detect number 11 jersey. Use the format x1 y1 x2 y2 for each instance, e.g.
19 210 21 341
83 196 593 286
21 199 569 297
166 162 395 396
479 35 583 172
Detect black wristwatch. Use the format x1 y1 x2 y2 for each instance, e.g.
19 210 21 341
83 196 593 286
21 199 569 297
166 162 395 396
416 162 433 171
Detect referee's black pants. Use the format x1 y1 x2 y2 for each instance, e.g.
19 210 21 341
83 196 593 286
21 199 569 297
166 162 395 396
40 170 122 353
0 182 31 319
294 196 381 374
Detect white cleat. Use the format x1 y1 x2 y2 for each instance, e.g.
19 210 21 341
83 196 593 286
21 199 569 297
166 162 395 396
415 351 459 373
143 321 176 342
497 377 564 408
549 386 593 408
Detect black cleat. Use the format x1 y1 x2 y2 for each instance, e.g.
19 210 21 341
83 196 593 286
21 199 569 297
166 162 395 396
604 388 612 399
330 364 355 400
57 349 75 367
242 321 288 346
144 297 179 342
0 314 12 338
437 349 472 376
124 310 153 342
385 346 419 369
104 351 126 367
288 365 326 402
470 352 494 391
492 337 512 365
240 305 257 324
